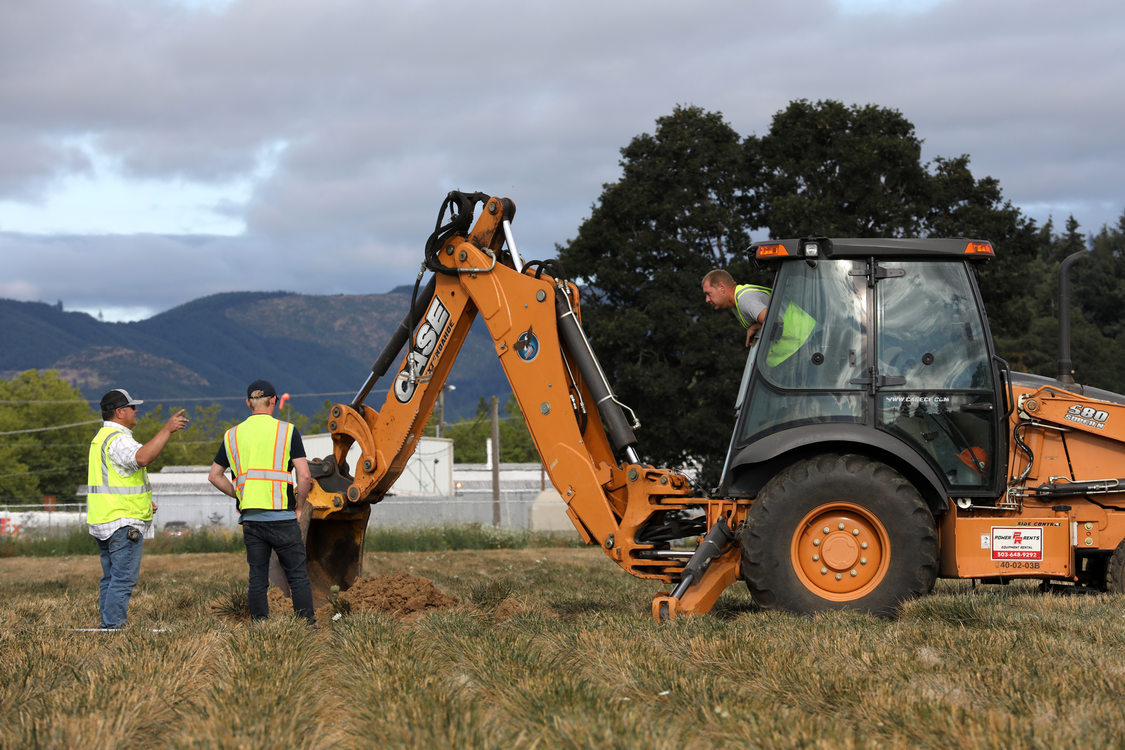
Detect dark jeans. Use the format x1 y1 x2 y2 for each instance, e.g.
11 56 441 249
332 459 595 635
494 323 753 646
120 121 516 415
242 519 315 624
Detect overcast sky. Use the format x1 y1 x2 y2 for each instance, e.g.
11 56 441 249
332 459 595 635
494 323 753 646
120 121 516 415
1 0 1122 321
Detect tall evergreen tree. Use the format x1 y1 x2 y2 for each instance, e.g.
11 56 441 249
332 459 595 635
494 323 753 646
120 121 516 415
1073 214 1125 338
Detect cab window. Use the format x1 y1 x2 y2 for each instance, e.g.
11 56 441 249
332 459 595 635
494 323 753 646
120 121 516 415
876 261 992 390
756 259 867 390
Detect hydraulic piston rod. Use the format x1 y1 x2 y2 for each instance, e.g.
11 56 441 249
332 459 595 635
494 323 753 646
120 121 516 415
554 285 641 463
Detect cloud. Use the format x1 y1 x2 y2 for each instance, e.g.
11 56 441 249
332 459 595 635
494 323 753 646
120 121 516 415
1 0 1123 319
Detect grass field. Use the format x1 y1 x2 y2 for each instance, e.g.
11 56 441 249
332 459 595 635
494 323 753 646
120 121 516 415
3 543 1125 748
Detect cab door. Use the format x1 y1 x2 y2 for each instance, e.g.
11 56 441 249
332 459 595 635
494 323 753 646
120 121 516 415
873 260 1006 496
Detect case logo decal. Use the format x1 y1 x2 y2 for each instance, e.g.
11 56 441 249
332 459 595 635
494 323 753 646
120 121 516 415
395 297 451 403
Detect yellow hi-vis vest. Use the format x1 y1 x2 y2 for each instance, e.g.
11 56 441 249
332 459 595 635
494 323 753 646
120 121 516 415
733 284 771 329
766 302 817 367
223 415 295 511
86 426 153 524
733 283 816 364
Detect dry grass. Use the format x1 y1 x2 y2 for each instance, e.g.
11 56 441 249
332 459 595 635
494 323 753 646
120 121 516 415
3 548 1125 748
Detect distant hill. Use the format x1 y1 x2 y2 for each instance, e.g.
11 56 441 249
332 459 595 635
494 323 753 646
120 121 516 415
0 291 509 422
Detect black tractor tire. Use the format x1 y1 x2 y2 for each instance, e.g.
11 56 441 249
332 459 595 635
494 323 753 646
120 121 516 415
742 453 938 616
1105 539 1125 593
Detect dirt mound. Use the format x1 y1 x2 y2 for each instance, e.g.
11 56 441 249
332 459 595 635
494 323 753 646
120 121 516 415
211 572 460 624
318 571 460 623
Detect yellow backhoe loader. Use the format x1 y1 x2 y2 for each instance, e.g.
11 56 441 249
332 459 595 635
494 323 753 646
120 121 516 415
293 191 1125 620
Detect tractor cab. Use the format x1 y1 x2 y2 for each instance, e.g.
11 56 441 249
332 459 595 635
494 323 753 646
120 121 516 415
719 238 1006 509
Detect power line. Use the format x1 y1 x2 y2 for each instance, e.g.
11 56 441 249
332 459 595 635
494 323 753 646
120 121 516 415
0 410 524 440
0 420 102 436
0 390 358 405
0 438 229 447
0 400 95 404
0 463 86 478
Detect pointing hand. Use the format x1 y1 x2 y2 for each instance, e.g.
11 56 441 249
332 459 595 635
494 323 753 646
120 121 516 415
167 409 190 433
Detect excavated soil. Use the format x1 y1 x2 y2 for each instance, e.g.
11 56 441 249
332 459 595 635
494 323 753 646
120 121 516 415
212 571 461 624
319 571 461 622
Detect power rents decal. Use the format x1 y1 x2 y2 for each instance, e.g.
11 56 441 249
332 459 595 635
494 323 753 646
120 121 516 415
989 526 1044 561
395 297 452 403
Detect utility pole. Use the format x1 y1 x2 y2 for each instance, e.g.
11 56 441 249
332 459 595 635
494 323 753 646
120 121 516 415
1057 250 1089 385
437 384 456 438
491 395 501 526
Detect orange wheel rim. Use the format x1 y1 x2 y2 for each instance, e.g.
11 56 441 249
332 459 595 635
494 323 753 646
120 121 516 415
791 502 890 601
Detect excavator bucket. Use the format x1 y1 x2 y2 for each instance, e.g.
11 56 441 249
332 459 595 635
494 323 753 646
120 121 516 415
305 507 370 606
269 504 370 607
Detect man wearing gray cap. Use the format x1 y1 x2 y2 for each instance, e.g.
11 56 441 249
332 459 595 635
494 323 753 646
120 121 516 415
207 379 315 625
87 388 189 630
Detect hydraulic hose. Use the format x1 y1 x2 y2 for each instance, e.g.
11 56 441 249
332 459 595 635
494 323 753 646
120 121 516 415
352 275 438 408
424 191 491 276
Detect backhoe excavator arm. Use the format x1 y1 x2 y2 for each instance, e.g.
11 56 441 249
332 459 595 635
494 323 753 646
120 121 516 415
1009 385 1125 502
298 192 748 619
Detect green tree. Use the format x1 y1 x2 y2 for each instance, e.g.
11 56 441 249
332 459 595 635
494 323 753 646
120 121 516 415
751 100 930 237
498 394 537 463
929 208 1125 395
310 399 336 435
276 402 312 436
752 100 1044 351
1050 213 1125 391
0 370 98 504
1072 214 1125 338
132 403 241 469
445 395 537 464
133 401 317 471
920 154 1043 349
446 401 490 464
558 105 761 484
560 100 1055 486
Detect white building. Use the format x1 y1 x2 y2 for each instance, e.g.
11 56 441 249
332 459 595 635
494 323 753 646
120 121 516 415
64 435 571 535
300 433 454 496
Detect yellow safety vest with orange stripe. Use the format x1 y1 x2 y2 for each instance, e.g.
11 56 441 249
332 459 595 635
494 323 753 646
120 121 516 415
86 426 153 524
223 414 295 511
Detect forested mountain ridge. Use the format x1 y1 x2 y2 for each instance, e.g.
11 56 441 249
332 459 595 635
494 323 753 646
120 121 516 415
0 289 507 421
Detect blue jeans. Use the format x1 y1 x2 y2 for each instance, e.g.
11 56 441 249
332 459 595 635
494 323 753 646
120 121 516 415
96 526 143 629
242 519 316 624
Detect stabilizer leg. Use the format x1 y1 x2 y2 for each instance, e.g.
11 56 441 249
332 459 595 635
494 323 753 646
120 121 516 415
652 517 737 621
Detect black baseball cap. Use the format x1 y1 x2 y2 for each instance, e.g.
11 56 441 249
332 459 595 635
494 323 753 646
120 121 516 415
246 379 277 399
100 388 144 412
